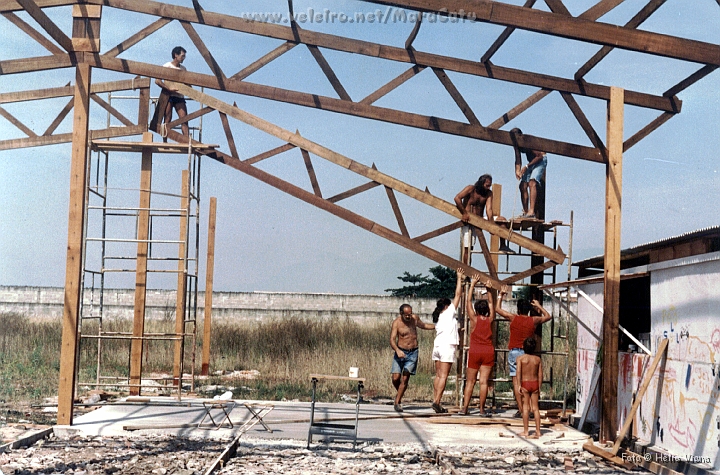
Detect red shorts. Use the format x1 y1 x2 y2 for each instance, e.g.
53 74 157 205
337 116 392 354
468 345 495 370
521 380 539 394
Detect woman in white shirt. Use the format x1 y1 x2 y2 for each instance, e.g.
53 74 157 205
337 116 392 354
431 268 464 413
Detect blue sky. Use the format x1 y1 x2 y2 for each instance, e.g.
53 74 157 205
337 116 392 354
1 0 719 294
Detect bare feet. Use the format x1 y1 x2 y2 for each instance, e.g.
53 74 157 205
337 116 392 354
520 432 529 437
529 433 540 439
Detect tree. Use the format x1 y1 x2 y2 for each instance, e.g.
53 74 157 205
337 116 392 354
385 266 457 298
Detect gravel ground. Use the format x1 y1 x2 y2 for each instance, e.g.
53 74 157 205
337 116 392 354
0 433 646 475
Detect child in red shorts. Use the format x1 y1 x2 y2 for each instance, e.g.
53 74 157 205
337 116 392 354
516 336 543 438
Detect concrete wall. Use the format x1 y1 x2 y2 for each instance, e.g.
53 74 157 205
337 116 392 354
0 286 436 322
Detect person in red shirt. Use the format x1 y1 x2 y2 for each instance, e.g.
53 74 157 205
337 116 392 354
496 288 551 417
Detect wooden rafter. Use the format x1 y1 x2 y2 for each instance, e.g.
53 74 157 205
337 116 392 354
173 83 566 265
85 55 604 162
43 97 74 135
488 88 551 129
327 179 382 204
413 222 464 243
180 20 227 87
0 78 150 104
218 112 238 159
360 65 426 105
578 0 626 20
543 0 571 16
14 0 73 52
104 17 172 58
501 259 557 284
2 11 64 54
385 186 410 237
0 54 74 75
480 0 536 64
244 143 296 165
230 41 297 81
165 105 213 131
664 64 719 98
574 0 667 80
0 124 145 150
623 111 673 152
560 92 605 151
65 0 680 113
300 148 323 197
307 45 352 102
0 105 37 136
90 94 134 127
432 67 481 126
474 229 498 280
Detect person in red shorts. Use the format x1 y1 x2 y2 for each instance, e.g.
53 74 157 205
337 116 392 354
496 288 551 417
516 336 543 438
459 275 508 416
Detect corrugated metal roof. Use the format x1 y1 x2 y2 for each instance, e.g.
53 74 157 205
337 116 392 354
573 225 720 267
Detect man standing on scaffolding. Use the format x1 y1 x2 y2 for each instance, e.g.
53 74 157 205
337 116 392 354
510 128 547 219
156 46 190 140
455 174 514 254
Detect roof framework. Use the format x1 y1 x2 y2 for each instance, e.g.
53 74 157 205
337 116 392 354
1 0 718 442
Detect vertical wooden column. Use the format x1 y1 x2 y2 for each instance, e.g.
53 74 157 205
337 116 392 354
57 3 101 427
601 86 624 443
490 183 502 270
138 85 150 131
173 170 189 386
129 132 153 396
201 197 217 376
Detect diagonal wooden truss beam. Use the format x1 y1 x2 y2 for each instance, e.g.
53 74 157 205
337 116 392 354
230 41 297 81
574 0 667 80
2 11 64 54
578 0 626 20
432 67 481 126
0 105 37 137
90 94 134 127
502 259 557 284
180 20 227 88
360 64 426 105
244 143 296 165
560 92 605 151
84 55 604 162
104 17 172 58
175 83 566 265
480 0 536 64
14 0 73 52
61 0 679 113
488 88 551 129
307 45 352 102
664 65 719 98
474 229 498 280
300 147 323 197
43 97 74 135
327 179 382 204
623 112 673 152
413 222 464 243
218 112 238 159
384 186 410 237
165 105 213 131
543 0 571 16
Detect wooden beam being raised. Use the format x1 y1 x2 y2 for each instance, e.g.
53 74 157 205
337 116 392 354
201 196 217 376
175 84 566 264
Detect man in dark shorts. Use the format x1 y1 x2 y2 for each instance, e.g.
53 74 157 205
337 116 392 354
156 46 189 139
390 304 435 412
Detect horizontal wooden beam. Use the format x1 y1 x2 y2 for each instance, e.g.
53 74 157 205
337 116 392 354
359 0 720 66
0 54 74 75
87 0 678 113
0 0 75 12
0 77 149 104
176 84 566 264
0 124 145 150
86 54 604 162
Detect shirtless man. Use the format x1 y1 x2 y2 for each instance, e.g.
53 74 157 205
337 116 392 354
511 128 547 219
516 336 543 438
455 174 513 253
390 304 435 412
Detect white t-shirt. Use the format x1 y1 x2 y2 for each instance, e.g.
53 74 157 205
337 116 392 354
434 302 459 346
162 61 187 98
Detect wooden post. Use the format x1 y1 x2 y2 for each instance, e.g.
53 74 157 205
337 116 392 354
173 170 189 386
57 4 101 426
201 197 217 376
490 183 501 271
129 132 153 396
601 86 624 443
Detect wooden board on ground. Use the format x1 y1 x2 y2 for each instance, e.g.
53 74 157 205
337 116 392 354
428 416 555 427
583 441 635 469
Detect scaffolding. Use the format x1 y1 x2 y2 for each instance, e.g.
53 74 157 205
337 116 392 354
78 94 205 397
458 209 574 415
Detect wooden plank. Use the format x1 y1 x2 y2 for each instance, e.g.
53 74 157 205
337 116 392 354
230 41 297 81
129 132 153 396
327 179 382 203
300 148 323 197
307 45 352 101
85 0 678 113
560 91 605 150
610 338 668 455
578 0 626 20
432 67 481 125
490 183 501 271
159 127 504 290
0 0 74 12
0 54 73 75
413 222 464 243
601 86 623 443
43 97 74 135
175 84 568 264
148 89 168 135
201 197 217 376
0 78 150 104
488 88 551 129
0 105 37 136
623 112 673 152
104 17 173 58
474 229 498 280
57 62 91 426
180 20 227 87
359 64 425 105
404 12 422 49
1 11 64 55
14 0 73 52
173 170 189 385
166 105 214 130
138 79 150 129
664 64 718 98
0 124 146 150
384 186 409 237
244 143 296 165
544 0 571 16
90 94 135 127
582 441 635 469
501 259 558 284
574 0 667 80
480 0 536 63
218 112 239 159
